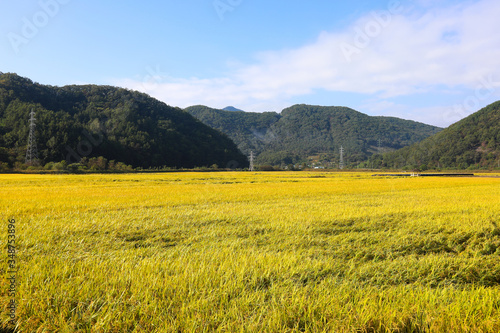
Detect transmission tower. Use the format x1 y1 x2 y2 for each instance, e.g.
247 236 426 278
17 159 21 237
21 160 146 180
378 138 382 151
249 151 255 171
25 109 39 165
339 146 344 170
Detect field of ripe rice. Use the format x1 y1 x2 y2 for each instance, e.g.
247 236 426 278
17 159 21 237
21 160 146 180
1 172 500 332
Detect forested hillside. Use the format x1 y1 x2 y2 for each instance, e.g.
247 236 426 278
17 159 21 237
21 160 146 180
186 104 442 166
0 73 248 169
371 101 500 170
185 105 281 160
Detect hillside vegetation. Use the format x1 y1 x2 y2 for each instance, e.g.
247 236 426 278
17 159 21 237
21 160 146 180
372 101 500 170
186 104 442 166
0 73 248 169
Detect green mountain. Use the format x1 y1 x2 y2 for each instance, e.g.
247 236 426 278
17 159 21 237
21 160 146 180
185 104 442 166
0 73 248 169
373 101 500 170
184 105 281 161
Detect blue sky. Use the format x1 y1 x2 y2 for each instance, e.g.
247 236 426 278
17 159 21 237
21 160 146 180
2 0 500 127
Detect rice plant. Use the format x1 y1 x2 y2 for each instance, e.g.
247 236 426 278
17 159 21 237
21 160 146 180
1 172 500 332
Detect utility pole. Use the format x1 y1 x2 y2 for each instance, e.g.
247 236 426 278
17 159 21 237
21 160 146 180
249 151 254 171
25 108 39 166
339 146 344 170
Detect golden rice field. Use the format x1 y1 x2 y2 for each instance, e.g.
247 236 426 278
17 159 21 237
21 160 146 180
1 172 500 332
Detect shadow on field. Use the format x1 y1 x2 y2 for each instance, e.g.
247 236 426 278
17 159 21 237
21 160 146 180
0 328 16 333
358 316 429 333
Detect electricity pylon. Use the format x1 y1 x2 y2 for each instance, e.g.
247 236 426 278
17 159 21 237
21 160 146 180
339 146 344 170
25 109 39 165
249 151 254 171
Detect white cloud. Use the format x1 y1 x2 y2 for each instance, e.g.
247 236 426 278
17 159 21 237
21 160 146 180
360 101 460 128
113 0 500 122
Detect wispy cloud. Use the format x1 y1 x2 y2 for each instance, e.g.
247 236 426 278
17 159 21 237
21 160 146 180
113 0 500 126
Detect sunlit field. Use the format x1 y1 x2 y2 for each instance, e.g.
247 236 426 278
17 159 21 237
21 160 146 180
2 172 500 332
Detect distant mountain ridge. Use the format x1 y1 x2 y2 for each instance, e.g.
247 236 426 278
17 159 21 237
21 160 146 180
223 106 244 112
0 73 248 169
373 101 500 169
1 72 462 170
185 104 442 166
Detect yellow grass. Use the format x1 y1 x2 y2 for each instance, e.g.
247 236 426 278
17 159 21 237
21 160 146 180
1 172 500 332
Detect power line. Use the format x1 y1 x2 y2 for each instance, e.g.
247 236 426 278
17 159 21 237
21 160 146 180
25 108 39 165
